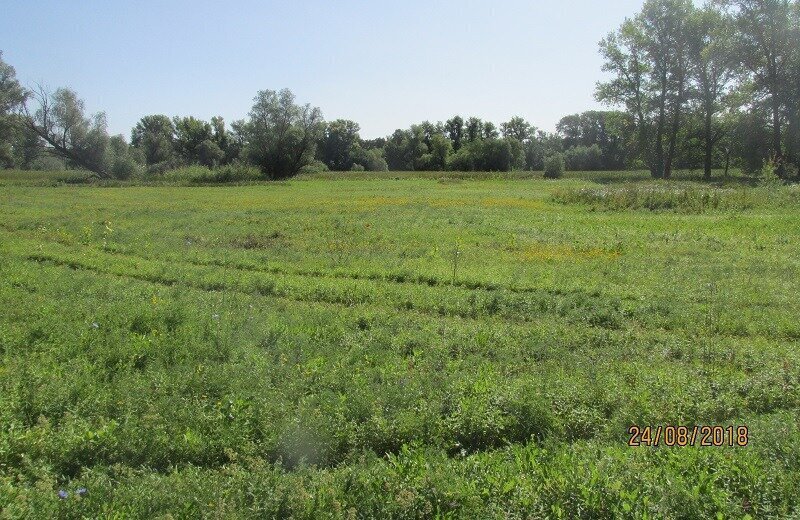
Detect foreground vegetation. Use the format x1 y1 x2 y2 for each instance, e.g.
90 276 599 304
1 171 799 518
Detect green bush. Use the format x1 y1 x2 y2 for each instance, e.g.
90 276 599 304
544 153 565 179
564 145 603 171
110 156 142 180
298 160 329 174
785 162 799 180
146 159 183 176
759 157 783 187
447 146 475 171
446 139 513 172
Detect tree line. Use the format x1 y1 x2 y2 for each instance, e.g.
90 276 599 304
599 0 799 178
0 0 797 180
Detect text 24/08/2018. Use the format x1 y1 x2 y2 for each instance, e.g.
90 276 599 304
628 425 749 447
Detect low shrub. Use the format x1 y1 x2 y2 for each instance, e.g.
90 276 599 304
759 157 784 188
146 159 183 176
446 139 514 172
544 153 565 179
564 145 603 171
299 161 329 174
355 148 389 171
110 156 142 180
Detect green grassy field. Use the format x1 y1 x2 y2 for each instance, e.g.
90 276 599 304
1 170 799 518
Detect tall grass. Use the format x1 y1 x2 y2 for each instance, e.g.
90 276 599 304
551 185 762 212
159 164 262 184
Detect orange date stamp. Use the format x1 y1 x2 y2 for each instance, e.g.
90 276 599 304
628 425 749 447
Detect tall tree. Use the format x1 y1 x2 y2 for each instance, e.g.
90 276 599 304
417 133 452 171
445 116 465 151
524 130 563 170
500 116 535 143
244 89 323 178
557 110 633 169
227 119 248 164
419 120 444 150
9 120 43 169
482 121 499 139
22 86 113 177
131 115 175 166
688 6 737 178
465 117 483 143
597 0 696 178
597 18 653 174
784 0 799 171
173 116 213 165
723 0 796 176
385 128 425 170
657 0 694 178
319 119 361 171
211 116 232 164
0 52 27 167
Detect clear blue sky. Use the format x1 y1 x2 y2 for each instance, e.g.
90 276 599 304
2 0 645 139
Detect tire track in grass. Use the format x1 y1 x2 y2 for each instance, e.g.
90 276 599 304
20 243 631 331
0 228 633 329
10 230 797 342
0 225 615 297
21 245 796 343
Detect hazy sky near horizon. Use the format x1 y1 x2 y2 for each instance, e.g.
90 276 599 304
2 0 646 139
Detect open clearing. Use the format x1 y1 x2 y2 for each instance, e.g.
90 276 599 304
1 172 800 518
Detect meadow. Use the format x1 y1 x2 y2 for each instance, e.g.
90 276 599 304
1 170 799 518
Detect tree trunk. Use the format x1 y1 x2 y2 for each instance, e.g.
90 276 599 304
649 69 669 179
665 70 686 180
654 91 667 178
703 110 713 180
787 106 799 176
664 105 681 180
653 125 664 179
25 120 108 178
772 94 784 177
723 147 730 177
664 108 680 180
